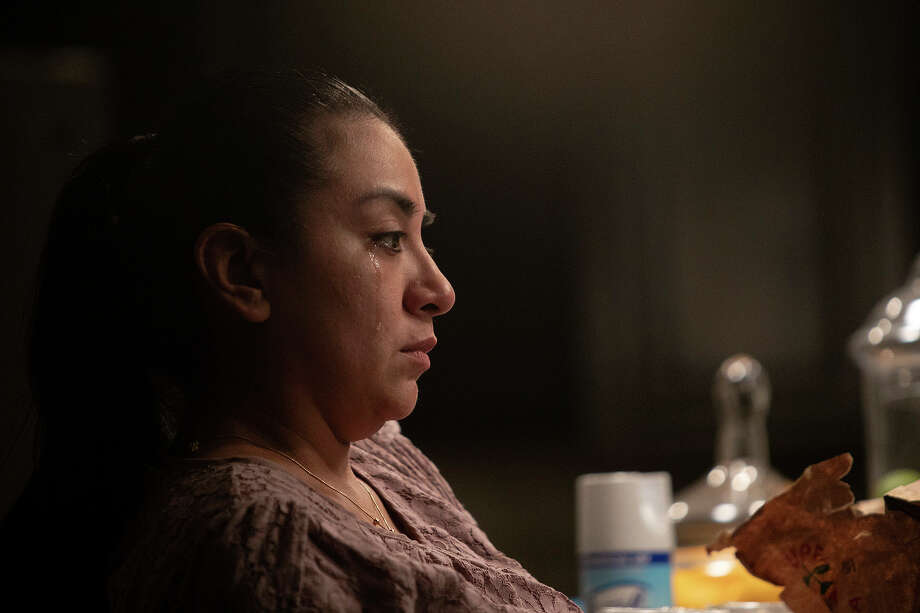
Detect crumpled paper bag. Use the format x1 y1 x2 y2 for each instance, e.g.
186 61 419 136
708 453 920 613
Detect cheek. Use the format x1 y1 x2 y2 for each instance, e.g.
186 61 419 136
297 239 372 307
309 247 386 349
364 248 412 338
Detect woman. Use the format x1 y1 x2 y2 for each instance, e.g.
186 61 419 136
4 71 579 611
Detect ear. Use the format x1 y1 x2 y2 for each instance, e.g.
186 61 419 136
193 223 271 323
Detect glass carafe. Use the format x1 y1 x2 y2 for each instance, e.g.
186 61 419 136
670 354 788 607
850 254 920 498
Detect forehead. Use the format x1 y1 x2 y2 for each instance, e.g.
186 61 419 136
310 115 422 204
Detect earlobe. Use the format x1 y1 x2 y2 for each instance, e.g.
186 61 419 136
194 223 271 323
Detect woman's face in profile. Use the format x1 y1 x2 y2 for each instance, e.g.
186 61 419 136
266 115 455 441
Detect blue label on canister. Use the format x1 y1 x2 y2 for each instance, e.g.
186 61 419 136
579 550 671 609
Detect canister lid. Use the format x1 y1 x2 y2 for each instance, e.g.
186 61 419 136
575 471 674 552
849 253 920 365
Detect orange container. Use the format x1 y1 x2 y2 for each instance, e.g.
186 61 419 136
671 545 782 608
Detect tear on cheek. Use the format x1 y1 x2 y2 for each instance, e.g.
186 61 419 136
366 248 381 272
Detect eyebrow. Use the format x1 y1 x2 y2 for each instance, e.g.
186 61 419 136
357 188 437 227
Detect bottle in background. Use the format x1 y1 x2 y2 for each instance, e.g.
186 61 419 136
850 254 920 498
670 354 788 607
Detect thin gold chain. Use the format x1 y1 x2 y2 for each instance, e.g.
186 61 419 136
358 480 391 531
208 434 394 532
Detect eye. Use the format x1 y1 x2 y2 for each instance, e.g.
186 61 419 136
371 231 405 252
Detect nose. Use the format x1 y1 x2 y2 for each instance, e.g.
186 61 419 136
404 252 456 317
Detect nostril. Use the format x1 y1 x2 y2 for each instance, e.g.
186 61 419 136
420 303 439 313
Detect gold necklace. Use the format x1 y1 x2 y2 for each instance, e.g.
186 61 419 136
204 434 394 532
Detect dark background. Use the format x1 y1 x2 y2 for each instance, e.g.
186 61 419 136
2 1 917 596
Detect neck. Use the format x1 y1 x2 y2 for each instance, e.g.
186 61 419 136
212 412 353 482
715 407 769 467
190 365 354 484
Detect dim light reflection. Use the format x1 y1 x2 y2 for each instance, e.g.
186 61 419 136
725 361 748 382
707 466 727 487
705 559 735 577
868 327 884 345
905 299 920 328
887 297 903 318
711 503 737 523
731 472 751 492
668 501 689 521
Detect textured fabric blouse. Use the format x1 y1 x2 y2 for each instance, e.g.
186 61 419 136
108 421 579 612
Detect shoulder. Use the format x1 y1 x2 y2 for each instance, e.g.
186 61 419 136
108 458 364 612
148 457 337 540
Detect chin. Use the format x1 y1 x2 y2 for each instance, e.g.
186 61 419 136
345 389 417 442
379 383 419 422
386 390 419 421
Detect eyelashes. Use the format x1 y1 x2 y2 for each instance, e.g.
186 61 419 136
370 231 435 256
371 231 405 252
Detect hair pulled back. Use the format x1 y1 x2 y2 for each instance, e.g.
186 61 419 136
4 70 396 607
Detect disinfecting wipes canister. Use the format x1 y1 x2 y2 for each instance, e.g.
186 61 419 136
575 471 674 610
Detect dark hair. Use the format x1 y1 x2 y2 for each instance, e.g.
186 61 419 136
3 70 398 607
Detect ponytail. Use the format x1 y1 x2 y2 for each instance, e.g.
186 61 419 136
3 134 179 608
31 134 174 471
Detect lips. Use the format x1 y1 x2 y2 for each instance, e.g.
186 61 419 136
400 336 437 354
400 336 436 371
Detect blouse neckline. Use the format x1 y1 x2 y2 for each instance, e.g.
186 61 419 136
174 454 420 542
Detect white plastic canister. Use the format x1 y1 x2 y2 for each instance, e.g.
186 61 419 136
576 471 675 610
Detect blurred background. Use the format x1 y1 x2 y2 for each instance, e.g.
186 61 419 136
1 0 917 597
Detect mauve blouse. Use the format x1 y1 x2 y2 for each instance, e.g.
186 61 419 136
108 420 580 612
